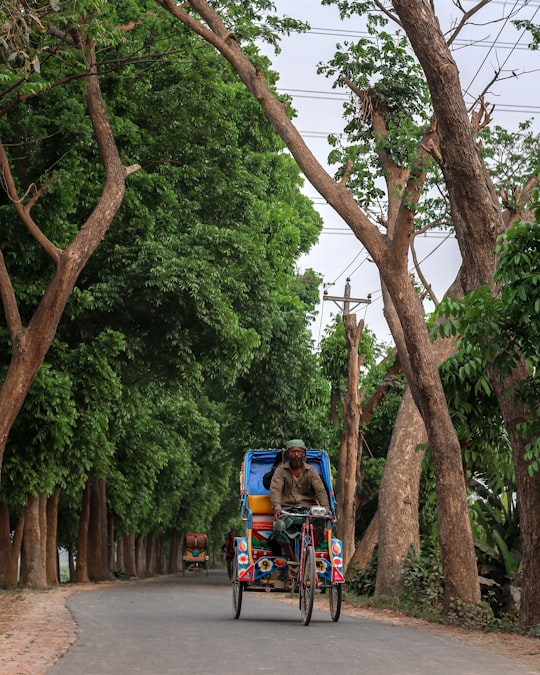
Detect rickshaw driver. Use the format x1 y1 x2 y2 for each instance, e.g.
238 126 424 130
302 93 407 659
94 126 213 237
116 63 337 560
269 439 330 563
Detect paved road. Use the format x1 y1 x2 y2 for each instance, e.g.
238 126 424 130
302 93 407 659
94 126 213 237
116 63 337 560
50 570 534 675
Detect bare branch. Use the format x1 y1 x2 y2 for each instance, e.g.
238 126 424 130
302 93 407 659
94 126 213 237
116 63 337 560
25 175 57 212
470 96 494 135
0 251 23 345
0 139 62 263
340 159 353 186
447 0 492 47
373 0 403 29
410 235 440 305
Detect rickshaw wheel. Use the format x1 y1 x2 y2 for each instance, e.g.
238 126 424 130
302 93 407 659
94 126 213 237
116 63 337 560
300 545 316 626
329 583 342 622
232 555 243 619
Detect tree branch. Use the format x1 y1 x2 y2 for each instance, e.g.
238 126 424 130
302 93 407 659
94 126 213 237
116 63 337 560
447 0 492 47
0 139 62 263
0 251 23 345
155 0 387 261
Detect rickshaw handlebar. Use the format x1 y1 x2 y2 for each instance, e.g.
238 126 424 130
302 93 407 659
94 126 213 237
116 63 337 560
280 508 334 521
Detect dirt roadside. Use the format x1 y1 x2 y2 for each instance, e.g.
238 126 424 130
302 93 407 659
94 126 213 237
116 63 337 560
0 581 539 674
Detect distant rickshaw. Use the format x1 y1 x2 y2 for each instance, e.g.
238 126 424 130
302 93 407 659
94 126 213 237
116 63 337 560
182 533 209 576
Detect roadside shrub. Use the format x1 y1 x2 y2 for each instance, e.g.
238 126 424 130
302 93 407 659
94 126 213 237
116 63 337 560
346 546 377 596
402 547 443 612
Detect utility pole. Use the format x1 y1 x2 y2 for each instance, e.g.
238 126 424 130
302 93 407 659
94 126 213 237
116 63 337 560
323 277 371 317
323 279 371 570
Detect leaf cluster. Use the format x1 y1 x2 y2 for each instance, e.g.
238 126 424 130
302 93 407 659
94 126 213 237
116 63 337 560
434 213 540 476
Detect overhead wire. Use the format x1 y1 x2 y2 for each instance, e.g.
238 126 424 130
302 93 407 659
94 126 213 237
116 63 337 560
464 0 536 98
294 4 537 344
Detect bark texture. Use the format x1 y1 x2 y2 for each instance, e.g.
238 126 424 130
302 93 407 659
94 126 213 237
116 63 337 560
87 478 113 581
391 0 540 627
76 479 91 583
376 387 425 596
348 511 379 572
46 488 60 586
0 502 23 588
19 494 47 589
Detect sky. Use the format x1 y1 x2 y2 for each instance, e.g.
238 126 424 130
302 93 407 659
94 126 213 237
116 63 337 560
260 0 540 346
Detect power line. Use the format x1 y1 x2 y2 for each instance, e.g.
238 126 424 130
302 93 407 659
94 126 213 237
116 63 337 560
281 89 540 115
464 0 530 95
318 228 456 239
307 27 536 52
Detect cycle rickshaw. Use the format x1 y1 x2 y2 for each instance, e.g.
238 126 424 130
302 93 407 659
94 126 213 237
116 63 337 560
182 532 209 576
232 449 344 625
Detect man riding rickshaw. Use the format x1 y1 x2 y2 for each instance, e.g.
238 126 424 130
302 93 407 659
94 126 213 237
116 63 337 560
232 440 344 625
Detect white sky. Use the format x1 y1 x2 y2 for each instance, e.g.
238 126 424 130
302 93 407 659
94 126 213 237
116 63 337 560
261 0 540 346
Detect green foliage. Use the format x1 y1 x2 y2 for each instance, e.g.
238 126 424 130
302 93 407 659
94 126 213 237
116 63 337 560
514 18 540 50
434 213 540 477
209 0 309 51
346 543 523 627
470 473 521 617
347 546 377 596
0 1 329 560
402 547 444 613
317 12 432 207
319 316 390 390
445 597 487 629
478 122 540 210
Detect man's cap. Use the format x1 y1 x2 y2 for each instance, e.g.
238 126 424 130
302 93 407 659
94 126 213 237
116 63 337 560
285 439 307 450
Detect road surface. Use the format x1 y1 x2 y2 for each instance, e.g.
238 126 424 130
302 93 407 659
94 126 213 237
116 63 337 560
50 570 536 674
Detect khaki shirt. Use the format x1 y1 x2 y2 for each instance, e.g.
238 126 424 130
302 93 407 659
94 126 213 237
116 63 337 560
269 461 330 513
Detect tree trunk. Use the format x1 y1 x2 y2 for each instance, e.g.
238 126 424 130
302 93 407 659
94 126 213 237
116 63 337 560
146 533 158 576
122 534 137 577
384 271 480 609
376 388 425 595
163 0 480 610
168 530 180 573
0 41 133 478
38 491 47 580
68 547 76 583
0 502 24 588
136 536 146 577
390 0 540 626
76 479 91 583
46 488 60 586
87 478 112 581
329 387 341 427
108 512 115 576
348 511 379 573
490 363 540 628
376 327 459 597
19 494 47 589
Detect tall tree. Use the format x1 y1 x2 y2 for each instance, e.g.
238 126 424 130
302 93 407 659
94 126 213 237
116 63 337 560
436 215 540 626
388 0 540 629
0 4 140 473
156 0 481 611
1 2 324 584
